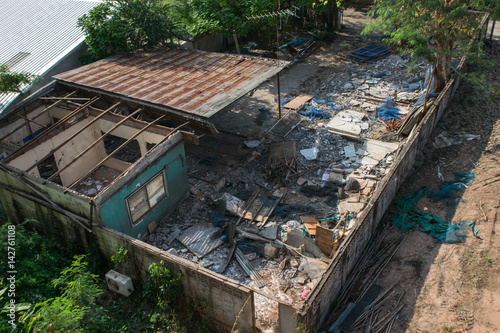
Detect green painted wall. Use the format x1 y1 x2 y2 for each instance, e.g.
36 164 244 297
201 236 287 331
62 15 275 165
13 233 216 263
97 142 188 238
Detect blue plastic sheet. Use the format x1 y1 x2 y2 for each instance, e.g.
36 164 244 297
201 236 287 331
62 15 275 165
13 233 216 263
300 105 331 119
376 97 401 120
429 172 474 202
312 97 341 110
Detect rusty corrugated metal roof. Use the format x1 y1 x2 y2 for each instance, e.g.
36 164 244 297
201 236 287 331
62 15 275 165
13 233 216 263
55 48 289 118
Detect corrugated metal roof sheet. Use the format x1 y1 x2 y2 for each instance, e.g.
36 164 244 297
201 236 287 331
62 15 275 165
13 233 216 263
55 48 289 118
0 0 101 113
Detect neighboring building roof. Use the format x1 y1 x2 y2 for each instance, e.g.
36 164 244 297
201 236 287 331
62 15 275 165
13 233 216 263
55 48 289 118
0 0 102 113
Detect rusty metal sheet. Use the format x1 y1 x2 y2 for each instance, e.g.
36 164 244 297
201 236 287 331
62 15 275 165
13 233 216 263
55 48 289 118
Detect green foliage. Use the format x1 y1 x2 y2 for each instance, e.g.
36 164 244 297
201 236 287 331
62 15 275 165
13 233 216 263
111 244 130 270
362 0 489 91
0 64 38 94
0 222 72 304
143 261 183 312
78 0 185 63
188 0 274 37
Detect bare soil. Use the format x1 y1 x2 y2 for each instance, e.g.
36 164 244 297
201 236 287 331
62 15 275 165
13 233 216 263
321 36 500 333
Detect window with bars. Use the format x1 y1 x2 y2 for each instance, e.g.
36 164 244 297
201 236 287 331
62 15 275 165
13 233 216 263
126 172 168 225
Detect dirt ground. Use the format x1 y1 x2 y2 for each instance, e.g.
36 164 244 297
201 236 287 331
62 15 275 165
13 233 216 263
319 16 500 333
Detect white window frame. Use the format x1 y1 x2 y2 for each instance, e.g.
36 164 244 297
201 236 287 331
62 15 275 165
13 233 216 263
126 171 168 226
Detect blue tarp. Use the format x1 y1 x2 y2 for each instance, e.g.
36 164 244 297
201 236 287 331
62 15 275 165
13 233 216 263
377 97 401 120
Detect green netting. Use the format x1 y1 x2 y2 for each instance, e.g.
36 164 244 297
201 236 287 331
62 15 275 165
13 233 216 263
392 187 473 243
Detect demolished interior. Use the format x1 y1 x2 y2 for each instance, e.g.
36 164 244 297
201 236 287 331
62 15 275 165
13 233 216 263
0 44 442 331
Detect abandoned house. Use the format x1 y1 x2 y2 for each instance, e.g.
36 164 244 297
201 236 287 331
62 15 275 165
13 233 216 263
0 7 484 327
0 0 102 114
0 47 287 238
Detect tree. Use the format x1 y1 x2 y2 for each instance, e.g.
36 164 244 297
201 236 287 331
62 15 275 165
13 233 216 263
78 0 184 63
0 64 37 94
189 0 274 38
362 0 491 91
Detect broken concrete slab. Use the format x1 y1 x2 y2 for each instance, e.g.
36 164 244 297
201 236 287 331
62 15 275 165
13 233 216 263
337 201 366 214
356 155 379 166
300 147 319 160
343 143 357 158
177 224 224 258
285 229 325 258
326 116 362 136
299 258 328 280
337 110 366 121
259 222 278 240
361 139 399 160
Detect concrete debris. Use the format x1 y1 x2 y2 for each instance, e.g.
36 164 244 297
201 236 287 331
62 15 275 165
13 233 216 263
141 49 416 319
299 258 328 279
300 147 319 160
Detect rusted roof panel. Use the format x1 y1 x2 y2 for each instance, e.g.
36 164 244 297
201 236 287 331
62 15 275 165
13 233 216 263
55 48 289 118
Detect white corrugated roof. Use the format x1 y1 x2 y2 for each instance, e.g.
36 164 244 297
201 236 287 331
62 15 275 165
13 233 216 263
0 0 101 113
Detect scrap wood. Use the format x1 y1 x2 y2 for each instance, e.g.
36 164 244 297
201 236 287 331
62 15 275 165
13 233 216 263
258 189 287 229
329 212 349 258
236 189 260 225
300 216 320 236
236 226 270 242
217 224 236 274
283 95 314 109
291 158 343 178
166 228 181 245
275 240 306 257
316 225 334 256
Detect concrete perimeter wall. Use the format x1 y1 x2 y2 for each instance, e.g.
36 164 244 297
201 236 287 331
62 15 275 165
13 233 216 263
298 13 490 330
94 226 255 332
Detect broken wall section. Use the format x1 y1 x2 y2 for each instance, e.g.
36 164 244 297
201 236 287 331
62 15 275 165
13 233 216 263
0 164 95 245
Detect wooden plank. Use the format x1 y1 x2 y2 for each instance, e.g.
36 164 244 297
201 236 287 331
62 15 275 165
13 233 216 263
315 225 334 256
300 216 320 236
284 95 313 109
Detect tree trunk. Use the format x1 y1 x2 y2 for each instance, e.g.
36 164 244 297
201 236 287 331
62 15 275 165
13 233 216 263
435 40 453 92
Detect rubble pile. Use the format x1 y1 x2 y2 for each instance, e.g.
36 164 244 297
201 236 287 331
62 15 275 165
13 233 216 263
145 50 431 318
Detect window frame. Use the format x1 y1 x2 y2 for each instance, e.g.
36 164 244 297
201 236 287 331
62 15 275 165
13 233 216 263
125 171 168 226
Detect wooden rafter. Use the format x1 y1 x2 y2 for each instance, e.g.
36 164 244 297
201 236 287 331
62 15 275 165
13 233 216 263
14 114 47 128
39 97 91 101
0 91 77 143
4 96 99 163
47 107 143 182
67 114 170 189
24 102 122 173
